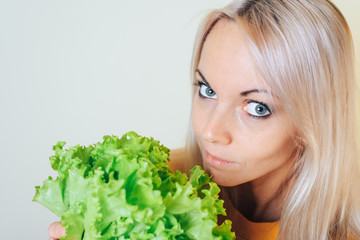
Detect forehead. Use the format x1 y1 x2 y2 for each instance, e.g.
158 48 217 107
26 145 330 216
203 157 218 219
198 18 266 91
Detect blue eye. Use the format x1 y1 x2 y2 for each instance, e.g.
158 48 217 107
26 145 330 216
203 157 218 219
199 84 217 99
243 101 271 118
193 79 217 99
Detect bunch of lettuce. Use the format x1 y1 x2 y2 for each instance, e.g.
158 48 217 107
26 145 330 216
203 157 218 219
33 131 234 240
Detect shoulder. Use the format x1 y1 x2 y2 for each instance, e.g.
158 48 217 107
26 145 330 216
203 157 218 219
335 233 357 240
344 233 357 240
169 148 187 173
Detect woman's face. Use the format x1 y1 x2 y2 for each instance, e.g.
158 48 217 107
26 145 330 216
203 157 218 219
192 19 298 187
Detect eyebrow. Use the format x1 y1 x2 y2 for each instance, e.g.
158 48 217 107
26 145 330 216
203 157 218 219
196 69 212 88
240 89 270 96
195 69 270 97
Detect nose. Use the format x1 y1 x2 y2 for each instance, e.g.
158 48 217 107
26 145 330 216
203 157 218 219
202 106 232 145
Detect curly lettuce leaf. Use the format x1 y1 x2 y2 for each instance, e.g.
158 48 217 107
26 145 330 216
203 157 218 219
33 131 235 240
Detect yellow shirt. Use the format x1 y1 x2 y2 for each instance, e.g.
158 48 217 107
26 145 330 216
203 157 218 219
219 189 280 240
219 189 357 240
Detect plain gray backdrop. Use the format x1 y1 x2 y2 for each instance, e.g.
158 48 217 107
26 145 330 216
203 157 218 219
0 0 358 239
0 0 232 239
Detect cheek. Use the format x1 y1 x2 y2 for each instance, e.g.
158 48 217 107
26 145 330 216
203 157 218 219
191 97 209 137
238 130 297 183
191 100 200 135
237 124 294 159
229 114 297 169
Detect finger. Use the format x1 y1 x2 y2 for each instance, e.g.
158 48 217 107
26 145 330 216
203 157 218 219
48 221 66 238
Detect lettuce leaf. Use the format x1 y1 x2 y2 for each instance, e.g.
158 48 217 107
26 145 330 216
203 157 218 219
33 131 235 240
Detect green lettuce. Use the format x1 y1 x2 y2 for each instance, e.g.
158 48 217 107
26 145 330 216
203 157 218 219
33 131 235 240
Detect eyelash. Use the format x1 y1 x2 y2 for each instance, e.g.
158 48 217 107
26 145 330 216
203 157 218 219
244 100 272 119
192 79 272 119
192 79 211 99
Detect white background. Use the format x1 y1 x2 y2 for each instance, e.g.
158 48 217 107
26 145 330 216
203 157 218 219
0 0 358 239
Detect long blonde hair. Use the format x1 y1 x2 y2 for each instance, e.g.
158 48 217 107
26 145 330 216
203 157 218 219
186 0 360 239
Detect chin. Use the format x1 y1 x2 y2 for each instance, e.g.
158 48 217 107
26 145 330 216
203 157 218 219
204 164 244 187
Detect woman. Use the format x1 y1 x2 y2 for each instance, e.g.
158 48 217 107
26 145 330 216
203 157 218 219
49 0 360 239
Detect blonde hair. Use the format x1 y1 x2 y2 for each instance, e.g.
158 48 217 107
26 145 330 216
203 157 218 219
186 0 360 239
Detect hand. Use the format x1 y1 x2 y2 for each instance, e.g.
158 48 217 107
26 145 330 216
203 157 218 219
48 221 65 240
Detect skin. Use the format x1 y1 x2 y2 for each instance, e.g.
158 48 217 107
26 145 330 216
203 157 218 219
48 18 299 239
48 221 65 240
191 18 298 222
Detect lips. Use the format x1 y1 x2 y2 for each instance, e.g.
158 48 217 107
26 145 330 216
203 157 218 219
205 151 236 167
